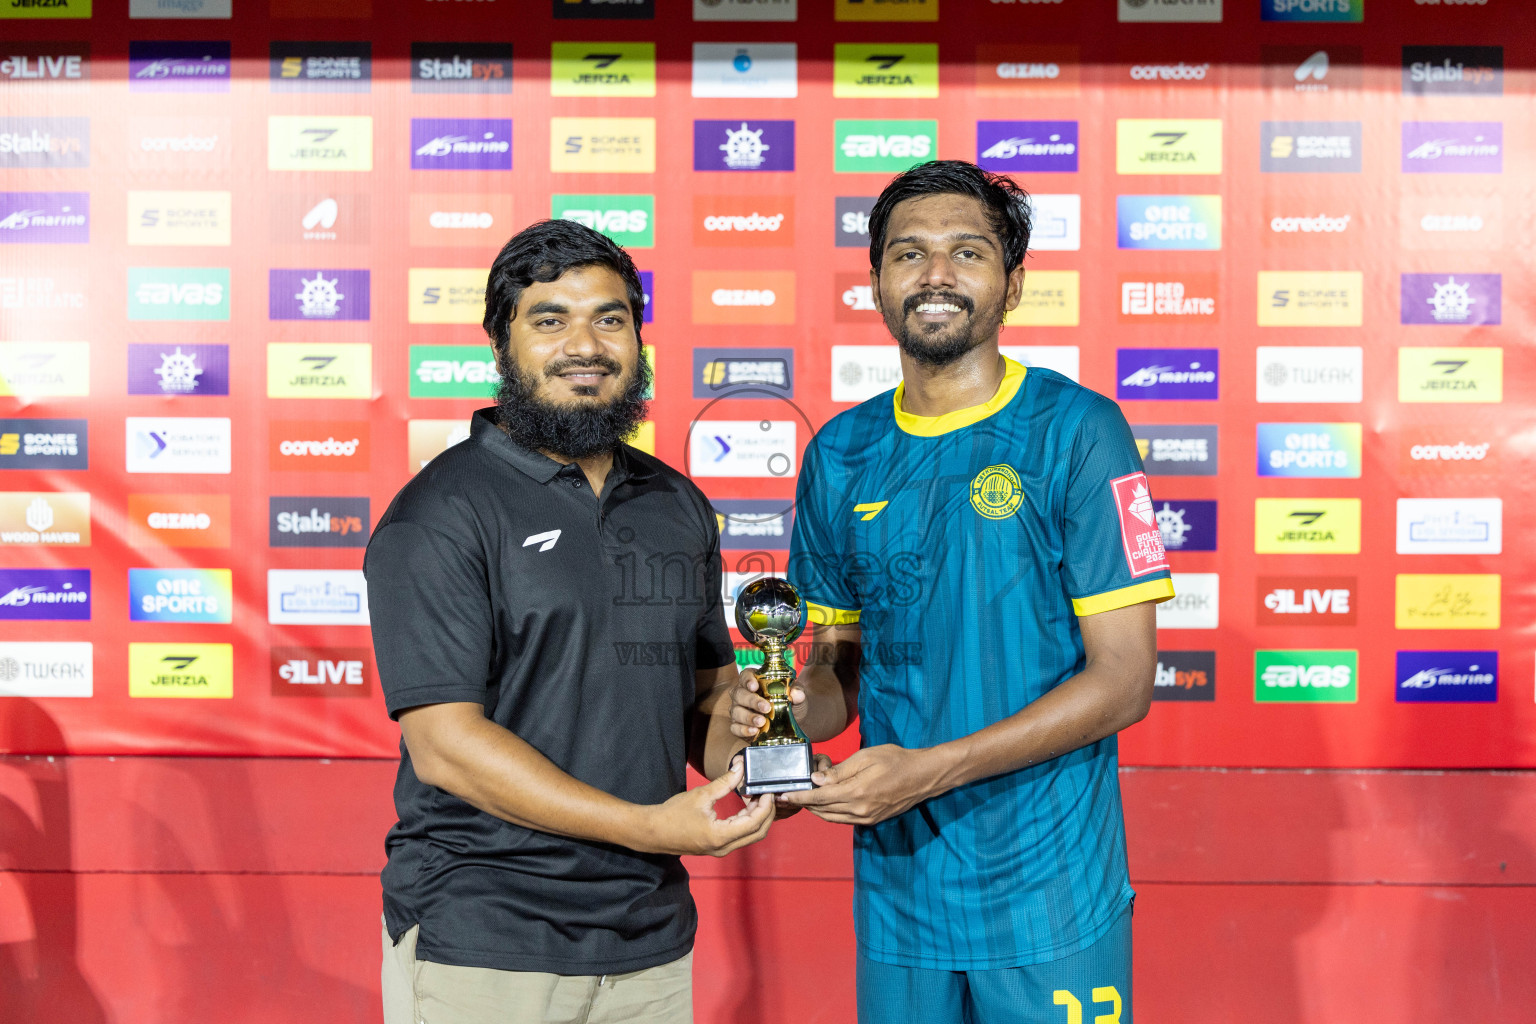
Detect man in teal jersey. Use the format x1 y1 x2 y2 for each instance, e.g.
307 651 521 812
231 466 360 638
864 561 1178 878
728 161 1174 1022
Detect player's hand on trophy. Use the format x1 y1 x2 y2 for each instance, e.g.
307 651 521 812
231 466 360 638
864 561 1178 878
781 744 935 826
727 667 807 740
639 756 774 857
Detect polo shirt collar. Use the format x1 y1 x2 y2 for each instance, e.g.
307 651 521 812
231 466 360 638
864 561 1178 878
469 407 659 486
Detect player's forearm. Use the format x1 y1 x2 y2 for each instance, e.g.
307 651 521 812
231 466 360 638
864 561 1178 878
406 710 654 850
793 658 857 742
919 659 1153 797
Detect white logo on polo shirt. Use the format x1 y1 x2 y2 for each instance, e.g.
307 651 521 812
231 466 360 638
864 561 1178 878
522 529 561 552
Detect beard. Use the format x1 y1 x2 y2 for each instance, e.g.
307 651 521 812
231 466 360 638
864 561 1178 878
882 287 1006 369
494 349 651 461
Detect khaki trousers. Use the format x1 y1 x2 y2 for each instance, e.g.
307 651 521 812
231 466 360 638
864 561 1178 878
381 921 693 1024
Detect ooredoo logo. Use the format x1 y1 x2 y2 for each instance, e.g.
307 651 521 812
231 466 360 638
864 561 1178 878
1263 195 1359 247
1125 61 1215 84
1399 431 1496 476
693 195 794 247
270 420 370 471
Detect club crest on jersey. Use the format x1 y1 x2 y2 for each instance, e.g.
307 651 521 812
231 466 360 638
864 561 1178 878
969 464 1023 519
1110 471 1169 577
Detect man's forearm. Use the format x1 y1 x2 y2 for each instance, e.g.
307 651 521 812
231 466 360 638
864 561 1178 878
792 659 857 743
404 708 657 851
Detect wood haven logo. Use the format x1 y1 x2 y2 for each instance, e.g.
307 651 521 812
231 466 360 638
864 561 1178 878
692 271 795 325
1111 472 1168 577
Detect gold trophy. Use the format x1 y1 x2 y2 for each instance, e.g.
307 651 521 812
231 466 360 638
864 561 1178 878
734 577 815 796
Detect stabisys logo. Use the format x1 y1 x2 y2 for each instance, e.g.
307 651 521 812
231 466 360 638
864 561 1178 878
0 117 88 168
1152 650 1215 702
411 43 511 94
1403 46 1501 95
269 496 369 548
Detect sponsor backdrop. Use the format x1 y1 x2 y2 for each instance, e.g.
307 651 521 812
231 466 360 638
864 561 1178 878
1 2 1533 777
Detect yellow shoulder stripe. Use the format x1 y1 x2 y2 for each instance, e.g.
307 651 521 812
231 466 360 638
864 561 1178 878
1072 577 1176 617
806 601 861 626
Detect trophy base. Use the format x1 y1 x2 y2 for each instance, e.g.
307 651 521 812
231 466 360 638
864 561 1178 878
741 742 814 797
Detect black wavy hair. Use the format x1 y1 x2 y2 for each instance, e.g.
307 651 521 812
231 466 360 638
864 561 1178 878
482 219 646 360
867 160 1033 276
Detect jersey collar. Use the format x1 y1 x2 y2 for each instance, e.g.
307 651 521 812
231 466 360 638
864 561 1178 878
892 357 1027 437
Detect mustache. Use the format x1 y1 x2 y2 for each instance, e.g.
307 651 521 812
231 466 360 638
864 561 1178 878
902 291 975 317
544 355 623 378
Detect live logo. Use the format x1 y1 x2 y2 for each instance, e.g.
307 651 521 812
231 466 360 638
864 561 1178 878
1256 576 1357 626
270 645 373 697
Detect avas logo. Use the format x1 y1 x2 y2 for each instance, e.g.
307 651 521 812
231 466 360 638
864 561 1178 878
409 194 511 248
1399 431 1497 476
694 195 793 247
267 116 373 172
0 47 89 82
0 116 88 168
1260 122 1361 173
410 43 511 94
1261 0 1361 20
127 190 232 247
267 343 372 400
128 568 232 624
128 643 233 699
693 347 794 398
692 271 795 325
1256 423 1361 478
1255 346 1362 404
407 268 489 326
1152 650 1215 702
834 0 937 20
410 345 499 398
1257 271 1363 327
833 44 938 98
549 117 656 174
1397 347 1501 404
1396 573 1499 630
975 44 1079 96
1117 195 1222 250
269 496 370 548
835 120 936 173
271 645 374 697
0 491 89 546
269 420 370 471
1256 576 1357 626
551 42 655 97
1003 270 1079 327
552 194 654 248
1403 46 1501 95
1399 194 1501 252
0 341 90 397
269 41 371 93
1396 651 1497 704
1260 46 1363 94
0 418 87 470
127 493 231 548
1255 650 1357 703
1118 274 1218 322
1116 120 1222 175
1253 498 1360 554
1118 0 1221 21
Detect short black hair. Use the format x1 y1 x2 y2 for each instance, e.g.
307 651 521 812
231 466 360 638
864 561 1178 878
483 219 646 360
867 160 1032 276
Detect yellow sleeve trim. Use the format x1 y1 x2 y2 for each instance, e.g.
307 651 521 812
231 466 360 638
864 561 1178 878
1072 577 1175 617
806 601 861 626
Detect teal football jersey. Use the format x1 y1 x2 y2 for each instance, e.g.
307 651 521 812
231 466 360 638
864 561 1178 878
790 358 1174 970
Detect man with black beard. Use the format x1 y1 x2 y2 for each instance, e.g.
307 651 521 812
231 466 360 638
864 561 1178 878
727 161 1173 1022
366 219 774 1024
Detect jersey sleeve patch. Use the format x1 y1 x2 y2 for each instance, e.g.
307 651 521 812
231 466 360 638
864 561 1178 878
1109 471 1169 578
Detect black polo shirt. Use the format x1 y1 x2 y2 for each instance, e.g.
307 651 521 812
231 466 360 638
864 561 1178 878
365 407 735 976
